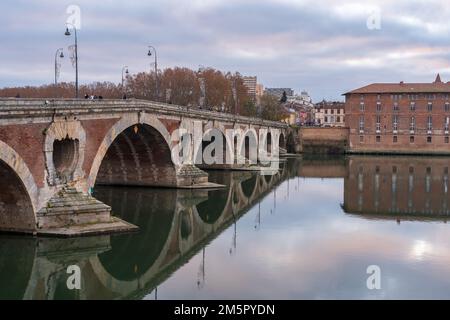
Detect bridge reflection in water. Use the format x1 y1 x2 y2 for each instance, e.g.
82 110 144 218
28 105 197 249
2 155 450 299
0 160 296 300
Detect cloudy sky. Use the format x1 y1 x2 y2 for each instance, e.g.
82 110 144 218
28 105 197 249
1 0 449 101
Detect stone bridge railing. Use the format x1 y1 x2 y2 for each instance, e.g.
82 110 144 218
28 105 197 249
0 98 287 129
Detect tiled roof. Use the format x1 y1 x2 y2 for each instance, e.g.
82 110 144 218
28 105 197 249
314 101 345 109
344 74 450 95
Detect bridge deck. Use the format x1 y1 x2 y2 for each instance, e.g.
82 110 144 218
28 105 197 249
0 98 287 128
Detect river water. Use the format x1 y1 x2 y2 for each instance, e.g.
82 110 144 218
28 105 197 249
1 155 450 299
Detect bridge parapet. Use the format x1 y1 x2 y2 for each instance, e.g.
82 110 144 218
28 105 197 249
0 98 287 129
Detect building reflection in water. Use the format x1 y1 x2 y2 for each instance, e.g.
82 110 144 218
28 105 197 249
343 156 450 220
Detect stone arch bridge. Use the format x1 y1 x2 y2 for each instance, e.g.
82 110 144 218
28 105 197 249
0 98 289 236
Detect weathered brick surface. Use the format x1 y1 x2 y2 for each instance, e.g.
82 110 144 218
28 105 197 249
299 127 349 153
81 118 120 177
0 124 47 187
159 118 180 135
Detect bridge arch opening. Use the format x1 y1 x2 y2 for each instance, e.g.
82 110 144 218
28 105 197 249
95 124 177 187
241 174 258 199
239 130 258 164
267 132 272 155
180 210 192 240
196 189 228 224
0 160 35 232
287 132 297 153
279 133 286 150
95 187 176 281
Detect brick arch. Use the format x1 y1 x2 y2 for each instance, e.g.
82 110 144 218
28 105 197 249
238 128 258 163
0 140 38 232
87 114 175 188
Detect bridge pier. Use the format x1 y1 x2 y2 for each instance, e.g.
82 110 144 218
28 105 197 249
36 186 137 237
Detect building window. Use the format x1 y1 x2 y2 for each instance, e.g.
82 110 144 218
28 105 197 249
392 94 401 101
360 94 364 101
445 102 450 112
376 115 381 132
410 116 415 132
427 94 436 100
337 116 341 122
359 135 364 143
410 136 415 143
393 102 399 111
325 109 328 114
393 115 398 132
445 116 449 132
359 116 364 132
376 102 381 112
427 102 433 112
360 102 365 112
376 135 381 143
331 109 334 114
427 136 432 143
393 136 398 143
445 136 449 144
410 102 416 111
427 115 433 131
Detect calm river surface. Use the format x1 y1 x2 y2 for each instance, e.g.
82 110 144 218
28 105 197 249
2 155 450 299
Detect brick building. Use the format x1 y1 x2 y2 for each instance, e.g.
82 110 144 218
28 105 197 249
242 76 257 101
344 74 450 154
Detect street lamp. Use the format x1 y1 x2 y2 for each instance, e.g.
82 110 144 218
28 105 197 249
121 66 129 94
54 48 64 85
147 45 158 100
65 23 79 98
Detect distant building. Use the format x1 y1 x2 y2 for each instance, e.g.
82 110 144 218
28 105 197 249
286 90 314 108
265 88 294 99
242 76 257 101
344 74 450 154
314 100 345 127
255 83 264 105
